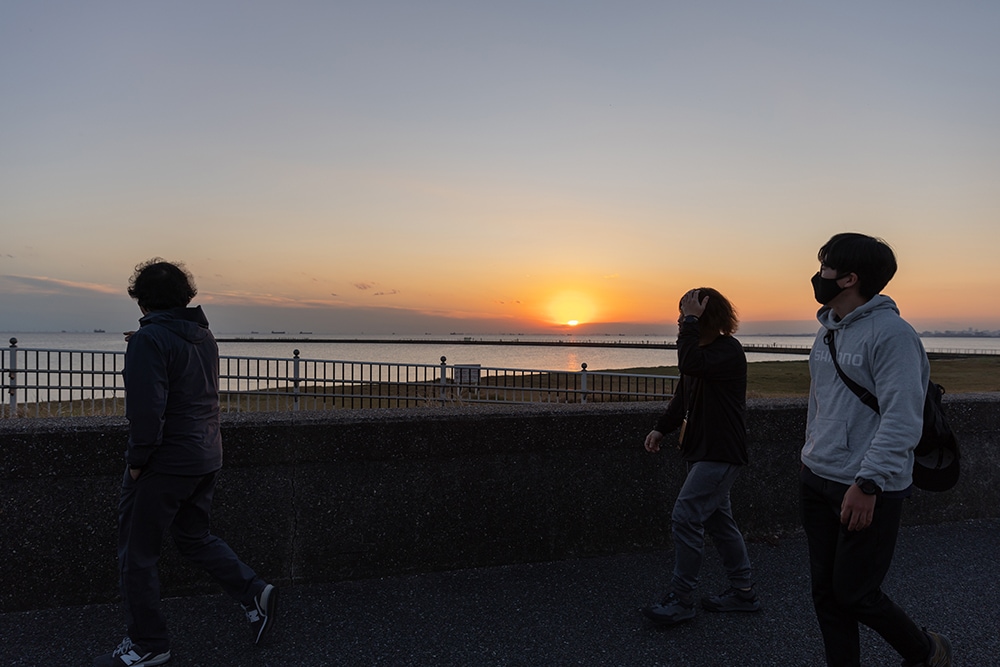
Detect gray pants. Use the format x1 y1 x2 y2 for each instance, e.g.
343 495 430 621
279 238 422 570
670 461 753 595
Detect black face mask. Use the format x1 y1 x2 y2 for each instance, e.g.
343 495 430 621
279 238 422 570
811 271 848 305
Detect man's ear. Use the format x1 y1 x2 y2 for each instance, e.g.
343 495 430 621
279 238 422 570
840 272 860 289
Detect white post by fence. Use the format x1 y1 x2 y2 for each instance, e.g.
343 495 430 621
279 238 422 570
292 349 301 411
439 356 448 405
6 338 17 417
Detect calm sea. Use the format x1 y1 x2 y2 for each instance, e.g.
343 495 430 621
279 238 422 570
4 332 998 372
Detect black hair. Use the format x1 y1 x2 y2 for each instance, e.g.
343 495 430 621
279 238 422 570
127 259 197 310
817 233 897 299
682 287 739 337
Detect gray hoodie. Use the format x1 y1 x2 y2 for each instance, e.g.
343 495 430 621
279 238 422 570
801 295 929 493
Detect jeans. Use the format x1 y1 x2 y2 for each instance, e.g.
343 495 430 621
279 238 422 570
670 461 753 595
800 468 928 666
118 468 265 650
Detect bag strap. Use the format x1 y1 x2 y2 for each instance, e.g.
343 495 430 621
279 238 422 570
681 375 700 415
823 329 881 415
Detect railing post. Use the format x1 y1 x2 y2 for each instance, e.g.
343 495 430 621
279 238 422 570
439 356 448 405
292 349 301 411
6 338 17 417
580 362 588 404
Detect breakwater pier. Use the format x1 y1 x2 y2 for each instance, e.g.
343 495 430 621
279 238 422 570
217 336 997 359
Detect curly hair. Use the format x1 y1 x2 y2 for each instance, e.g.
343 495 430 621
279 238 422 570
683 287 739 337
127 258 197 310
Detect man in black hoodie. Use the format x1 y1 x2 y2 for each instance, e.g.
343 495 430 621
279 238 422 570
94 260 276 667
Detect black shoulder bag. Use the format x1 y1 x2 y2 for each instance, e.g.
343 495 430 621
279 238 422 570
823 330 959 492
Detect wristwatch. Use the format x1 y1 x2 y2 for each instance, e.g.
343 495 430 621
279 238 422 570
682 315 699 324
855 477 880 495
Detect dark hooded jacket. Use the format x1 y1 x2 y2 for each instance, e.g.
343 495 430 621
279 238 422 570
653 318 748 465
123 306 222 475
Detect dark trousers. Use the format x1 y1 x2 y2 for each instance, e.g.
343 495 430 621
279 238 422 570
670 461 753 595
117 468 263 650
800 469 928 667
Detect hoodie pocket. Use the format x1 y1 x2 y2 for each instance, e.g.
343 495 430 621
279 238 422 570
804 417 852 469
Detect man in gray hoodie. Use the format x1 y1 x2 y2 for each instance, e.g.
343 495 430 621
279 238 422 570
801 233 951 667
94 260 276 667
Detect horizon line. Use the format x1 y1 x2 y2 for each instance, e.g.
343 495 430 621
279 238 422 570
4 328 1000 338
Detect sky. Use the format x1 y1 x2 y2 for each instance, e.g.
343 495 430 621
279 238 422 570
2 1 999 335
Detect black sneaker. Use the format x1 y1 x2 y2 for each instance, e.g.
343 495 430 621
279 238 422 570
701 586 761 613
642 590 695 626
901 629 952 667
244 583 278 645
93 637 171 667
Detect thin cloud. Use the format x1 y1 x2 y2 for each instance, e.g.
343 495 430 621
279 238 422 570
0 274 120 296
353 282 375 291
199 289 427 311
200 290 341 309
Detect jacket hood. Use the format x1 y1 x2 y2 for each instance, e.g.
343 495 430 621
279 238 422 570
139 306 211 343
816 294 899 331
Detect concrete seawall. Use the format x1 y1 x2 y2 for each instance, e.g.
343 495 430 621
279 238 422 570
2 396 998 613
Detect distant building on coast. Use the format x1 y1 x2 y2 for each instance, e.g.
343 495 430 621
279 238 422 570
920 330 1000 338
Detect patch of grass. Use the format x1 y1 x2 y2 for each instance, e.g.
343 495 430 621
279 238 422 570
928 357 1000 394
747 361 812 398
602 356 1000 398
607 362 810 398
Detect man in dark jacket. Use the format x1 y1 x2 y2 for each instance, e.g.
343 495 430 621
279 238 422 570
94 260 276 667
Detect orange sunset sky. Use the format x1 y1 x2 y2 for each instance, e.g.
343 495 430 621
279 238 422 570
2 2 998 335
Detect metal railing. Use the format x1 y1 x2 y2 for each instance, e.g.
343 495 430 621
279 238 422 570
2 340 677 418
2 342 126 418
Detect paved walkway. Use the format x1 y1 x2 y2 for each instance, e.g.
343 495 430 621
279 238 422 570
3 519 996 666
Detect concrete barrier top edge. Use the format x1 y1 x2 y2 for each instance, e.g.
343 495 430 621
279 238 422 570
2 394 997 435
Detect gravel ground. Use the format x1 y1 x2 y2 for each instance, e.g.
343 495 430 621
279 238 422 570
3 519 995 666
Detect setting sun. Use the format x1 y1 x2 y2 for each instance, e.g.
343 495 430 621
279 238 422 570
546 291 597 327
